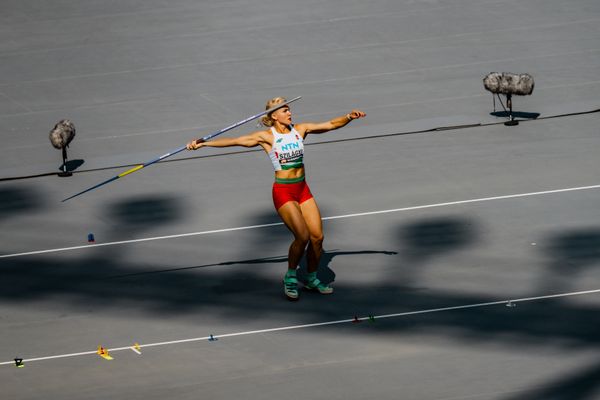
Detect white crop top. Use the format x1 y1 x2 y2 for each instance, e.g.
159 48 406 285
268 126 304 171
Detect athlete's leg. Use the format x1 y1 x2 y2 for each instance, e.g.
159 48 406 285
276 201 310 270
299 198 332 294
299 198 324 273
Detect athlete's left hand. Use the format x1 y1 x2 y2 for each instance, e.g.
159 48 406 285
348 110 366 120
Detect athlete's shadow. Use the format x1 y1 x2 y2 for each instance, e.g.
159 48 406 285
295 249 398 285
106 248 398 286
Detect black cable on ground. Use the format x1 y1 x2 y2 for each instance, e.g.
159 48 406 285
1 107 598 183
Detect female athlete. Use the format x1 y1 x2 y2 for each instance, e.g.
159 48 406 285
187 97 366 300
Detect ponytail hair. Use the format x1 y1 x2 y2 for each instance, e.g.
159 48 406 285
260 97 287 127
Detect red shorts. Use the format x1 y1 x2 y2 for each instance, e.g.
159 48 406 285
272 179 314 210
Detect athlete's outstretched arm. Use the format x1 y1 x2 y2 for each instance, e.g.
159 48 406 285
187 130 268 150
296 109 366 135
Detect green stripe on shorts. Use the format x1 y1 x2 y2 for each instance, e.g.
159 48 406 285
275 175 306 184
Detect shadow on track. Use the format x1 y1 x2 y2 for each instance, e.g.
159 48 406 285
491 111 540 120
107 195 184 229
1 201 599 381
500 359 600 400
0 185 45 220
105 249 397 284
60 159 84 173
392 216 479 287
537 229 600 293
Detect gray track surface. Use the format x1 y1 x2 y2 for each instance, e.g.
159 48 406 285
1 0 600 399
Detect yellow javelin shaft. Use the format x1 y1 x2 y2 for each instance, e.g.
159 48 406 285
118 165 144 178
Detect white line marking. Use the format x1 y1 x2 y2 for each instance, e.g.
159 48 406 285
0 222 285 259
2 184 599 259
130 347 142 355
322 184 600 220
2 288 598 367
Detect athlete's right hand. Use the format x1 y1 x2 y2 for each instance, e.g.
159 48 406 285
186 139 205 150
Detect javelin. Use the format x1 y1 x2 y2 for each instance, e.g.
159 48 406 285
62 96 301 202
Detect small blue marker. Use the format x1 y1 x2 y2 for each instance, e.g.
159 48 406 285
87 233 95 243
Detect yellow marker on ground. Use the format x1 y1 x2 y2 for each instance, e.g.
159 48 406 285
131 343 142 355
97 346 113 360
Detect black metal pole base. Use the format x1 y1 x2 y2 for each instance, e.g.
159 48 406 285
504 94 519 126
58 147 73 177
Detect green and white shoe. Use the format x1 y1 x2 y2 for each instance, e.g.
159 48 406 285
304 272 333 294
283 270 299 301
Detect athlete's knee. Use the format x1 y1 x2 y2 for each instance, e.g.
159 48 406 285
298 235 310 246
310 233 324 248
293 230 310 246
